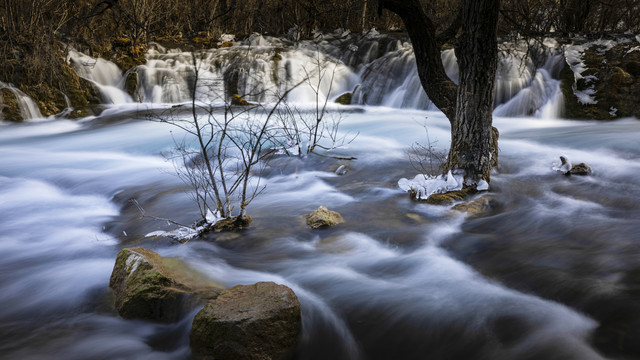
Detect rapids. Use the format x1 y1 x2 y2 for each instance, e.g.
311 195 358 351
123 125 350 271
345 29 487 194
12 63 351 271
2 32 640 359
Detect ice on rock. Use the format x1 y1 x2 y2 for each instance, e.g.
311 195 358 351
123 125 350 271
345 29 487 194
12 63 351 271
552 155 572 174
398 171 463 200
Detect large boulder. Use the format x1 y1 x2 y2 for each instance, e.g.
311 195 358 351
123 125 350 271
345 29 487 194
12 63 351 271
190 282 301 360
109 247 223 322
306 206 345 229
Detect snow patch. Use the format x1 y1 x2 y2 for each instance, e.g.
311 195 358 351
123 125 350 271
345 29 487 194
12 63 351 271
627 46 640 54
398 171 463 200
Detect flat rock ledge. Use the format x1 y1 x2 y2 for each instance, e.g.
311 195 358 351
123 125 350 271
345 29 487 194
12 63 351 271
306 206 345 229
109 247 224 322
190 282 301 360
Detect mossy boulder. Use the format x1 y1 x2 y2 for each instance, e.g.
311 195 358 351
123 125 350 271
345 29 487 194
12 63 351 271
109 247 224 322
335 92 353 105
306 206 345 229
0 88 22 122
561 41 640 120
190 282 301 360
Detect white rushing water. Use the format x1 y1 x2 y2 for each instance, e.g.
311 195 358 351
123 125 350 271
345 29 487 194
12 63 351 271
0 81 43 121
2 32 640 359
2 103 640 358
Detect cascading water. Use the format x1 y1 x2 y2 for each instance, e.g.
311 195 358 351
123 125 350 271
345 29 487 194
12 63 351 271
64 31 567 120
0 81 43 121
68 50 132 104
2 103 640 359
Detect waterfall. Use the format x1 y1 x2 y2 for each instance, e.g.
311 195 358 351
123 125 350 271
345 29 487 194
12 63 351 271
0 81 43 121
67 50 131 104
64 32 567 118
135 41 359 105
352 39 564 117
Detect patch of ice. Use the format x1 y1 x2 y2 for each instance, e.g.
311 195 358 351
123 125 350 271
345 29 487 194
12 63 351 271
573 85 598 105
477 180 489 191
564 40 618 105
398 170 463 200
627 46 640 54
220 34 235 43
206 208 222 224
552 155 572 174
145 231 166 237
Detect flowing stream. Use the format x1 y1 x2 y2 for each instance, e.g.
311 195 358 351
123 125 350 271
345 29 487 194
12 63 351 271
2 32 640 359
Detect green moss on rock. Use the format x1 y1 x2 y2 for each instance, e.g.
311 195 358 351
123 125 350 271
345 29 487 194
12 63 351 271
109 247 224 322
0 88 22 122
213 215 252 232
231 94 252 106
190 282 301 360
424 186 478 205
306 206 345 229
561 43 640 120
335 92 353 105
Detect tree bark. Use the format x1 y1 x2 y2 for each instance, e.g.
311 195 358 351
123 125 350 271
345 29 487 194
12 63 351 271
379 0 499 183
377 0 457 121
448 0 499 181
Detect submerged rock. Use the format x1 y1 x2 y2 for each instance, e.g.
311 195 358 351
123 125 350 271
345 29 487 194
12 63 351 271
569 163 592 176
426 186 478 205
109 247 223 322
451 196 496 217
190 282 301 360
306 206 345 229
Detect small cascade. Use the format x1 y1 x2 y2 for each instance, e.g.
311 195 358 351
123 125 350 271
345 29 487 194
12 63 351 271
0 81 43 121
352 44 431 109
494 52 566 118
136 41 358 105
352 38 565 117
67 50 131 104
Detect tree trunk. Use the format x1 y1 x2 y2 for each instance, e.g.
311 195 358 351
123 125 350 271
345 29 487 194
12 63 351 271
448 0 499 182
379 0 499 183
